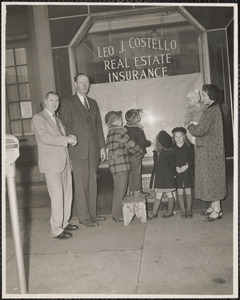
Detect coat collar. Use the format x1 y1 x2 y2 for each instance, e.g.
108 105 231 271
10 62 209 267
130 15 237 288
73 93 92 113
207 101 218 109
41 109 61 135
108 124 127 132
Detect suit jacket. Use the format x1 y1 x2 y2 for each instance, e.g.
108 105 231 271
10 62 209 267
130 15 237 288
60 94 105 160
32 109 70 173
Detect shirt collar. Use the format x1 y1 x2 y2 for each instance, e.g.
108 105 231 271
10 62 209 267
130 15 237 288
45 108 55 118
77 92 87 102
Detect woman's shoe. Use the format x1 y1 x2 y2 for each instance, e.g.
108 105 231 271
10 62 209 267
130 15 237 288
148 212 158 220
112 217 124 222
203 211 223 222
200 207 214 216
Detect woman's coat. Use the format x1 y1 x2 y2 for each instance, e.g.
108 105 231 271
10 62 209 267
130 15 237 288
188 103 227 202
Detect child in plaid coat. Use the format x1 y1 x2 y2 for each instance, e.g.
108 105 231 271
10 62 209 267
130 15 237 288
105 111 143 222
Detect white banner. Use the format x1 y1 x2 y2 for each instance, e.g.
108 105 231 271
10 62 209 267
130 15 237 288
89 73 203 156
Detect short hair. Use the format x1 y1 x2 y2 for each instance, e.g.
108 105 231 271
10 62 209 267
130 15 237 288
125 109 142 122
74 73 89 82
202 84 222 103
45 91 59 99
105 111 122 126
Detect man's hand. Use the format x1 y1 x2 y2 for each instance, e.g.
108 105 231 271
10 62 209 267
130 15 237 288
100 148 106 162
68 135 78 146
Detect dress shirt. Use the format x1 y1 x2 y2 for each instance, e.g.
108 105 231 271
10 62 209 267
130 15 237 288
77 93 90 109
45 109 65 135
45 109 57 124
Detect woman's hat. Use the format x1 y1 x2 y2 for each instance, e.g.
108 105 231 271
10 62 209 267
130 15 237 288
172 127 187 134
157 131 172 149
105 111 122 125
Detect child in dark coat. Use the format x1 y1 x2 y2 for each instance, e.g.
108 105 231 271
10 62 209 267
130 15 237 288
105 111 143 222
172 127 195 218
148 130 176 219
124 109 151 197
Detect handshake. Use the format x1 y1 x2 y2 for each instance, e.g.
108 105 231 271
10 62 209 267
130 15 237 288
67 135 78 146
176 163 188 173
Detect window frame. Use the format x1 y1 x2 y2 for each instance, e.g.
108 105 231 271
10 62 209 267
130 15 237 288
68 6 210 92
6 39 35 138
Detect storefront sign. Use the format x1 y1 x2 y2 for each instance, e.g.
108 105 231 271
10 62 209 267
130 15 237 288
97 37 178 82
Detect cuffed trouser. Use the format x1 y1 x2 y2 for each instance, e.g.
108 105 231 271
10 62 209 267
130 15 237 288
71 136 100 220
128 156 142 192
44 160 72 237
112 172 129 219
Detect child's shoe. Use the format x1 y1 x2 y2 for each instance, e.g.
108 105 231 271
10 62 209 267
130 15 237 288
134 191 147 198
148 212 158 220
162 212 174 218
186 211 193 218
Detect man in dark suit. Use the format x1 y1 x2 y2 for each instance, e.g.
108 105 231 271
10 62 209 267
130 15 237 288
32 91 79 239
60 73 106 227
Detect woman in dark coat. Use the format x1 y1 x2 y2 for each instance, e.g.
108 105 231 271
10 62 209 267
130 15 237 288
172 127 194 219
148 131 176 219
187 84 227 221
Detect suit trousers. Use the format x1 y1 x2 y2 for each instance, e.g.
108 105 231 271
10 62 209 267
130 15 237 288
112 172 129 219
128 155 142 192
71 137 100 220
44 160 72 237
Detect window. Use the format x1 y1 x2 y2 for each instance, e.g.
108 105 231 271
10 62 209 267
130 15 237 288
6 47 33 136
74 8 201 83
69 7 206 157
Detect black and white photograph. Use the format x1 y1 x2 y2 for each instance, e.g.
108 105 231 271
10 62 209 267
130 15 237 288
1 1 238 298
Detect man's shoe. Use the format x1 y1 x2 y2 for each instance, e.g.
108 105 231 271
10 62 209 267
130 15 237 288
64 224 79 231
112 217 124 222
91 215 106 221
55 231 72 239
79 218 99 227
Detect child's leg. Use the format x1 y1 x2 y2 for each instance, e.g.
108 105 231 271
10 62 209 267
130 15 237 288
177 188 186 218
162 191 175 218
172 190 177 202
128 156 142 194
185 188 193 217
148 192 162 219
112 172 129 219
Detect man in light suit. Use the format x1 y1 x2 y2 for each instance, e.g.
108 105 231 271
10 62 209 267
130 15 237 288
61 73 106 227
32 91 79 239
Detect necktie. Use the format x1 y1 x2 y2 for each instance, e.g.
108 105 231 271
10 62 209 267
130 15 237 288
53 114 64 136
83 97 89 110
